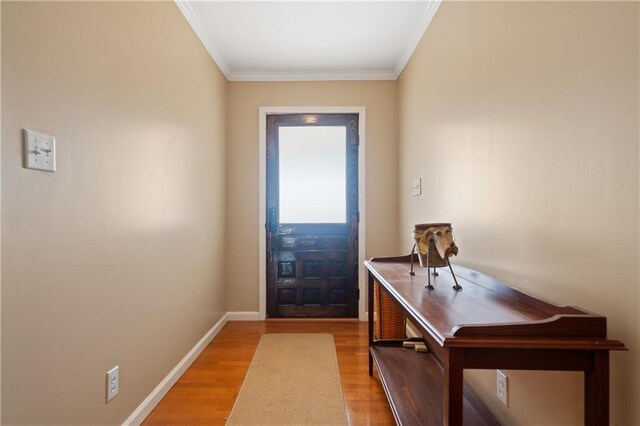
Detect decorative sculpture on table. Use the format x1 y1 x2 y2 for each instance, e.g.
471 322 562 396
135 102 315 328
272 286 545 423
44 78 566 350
410 223 462 290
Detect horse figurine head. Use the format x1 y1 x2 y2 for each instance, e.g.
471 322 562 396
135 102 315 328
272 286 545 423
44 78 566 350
430 226 458 259
414 225 458 267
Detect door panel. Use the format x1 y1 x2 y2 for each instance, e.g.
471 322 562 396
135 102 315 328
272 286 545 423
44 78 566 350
266 114 359 318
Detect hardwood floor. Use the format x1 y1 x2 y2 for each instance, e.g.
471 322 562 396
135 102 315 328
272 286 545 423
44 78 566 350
143 320 395 425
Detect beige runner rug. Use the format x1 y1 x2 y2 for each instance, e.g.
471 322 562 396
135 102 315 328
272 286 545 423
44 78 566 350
226 333 347 426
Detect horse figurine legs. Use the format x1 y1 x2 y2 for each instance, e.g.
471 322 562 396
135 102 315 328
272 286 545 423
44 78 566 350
448 258 462 291
425 251 434 290
409 243 416 276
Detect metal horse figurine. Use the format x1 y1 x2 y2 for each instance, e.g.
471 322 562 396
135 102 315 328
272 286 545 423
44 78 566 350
410 224 462 290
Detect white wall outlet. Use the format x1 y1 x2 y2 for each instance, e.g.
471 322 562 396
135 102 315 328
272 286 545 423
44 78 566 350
106 366 119 402
23 129 56 172
496 370 509 406
411 177 422 196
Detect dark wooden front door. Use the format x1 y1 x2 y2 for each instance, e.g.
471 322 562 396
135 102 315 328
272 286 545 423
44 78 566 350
266 113 359 318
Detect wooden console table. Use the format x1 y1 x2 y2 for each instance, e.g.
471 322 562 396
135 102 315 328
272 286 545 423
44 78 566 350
365 254 626 426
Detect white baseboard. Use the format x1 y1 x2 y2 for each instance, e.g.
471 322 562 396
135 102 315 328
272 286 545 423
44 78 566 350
227 311 261 321
122 313 230 426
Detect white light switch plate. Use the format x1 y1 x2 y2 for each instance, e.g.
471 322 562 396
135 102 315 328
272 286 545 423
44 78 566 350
411 177 422 196
23 129 56 172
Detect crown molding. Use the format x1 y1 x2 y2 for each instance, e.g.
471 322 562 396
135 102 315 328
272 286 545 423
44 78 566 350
176 0 441 82
174 0 231 80
229 70 397 82
393 0 442 79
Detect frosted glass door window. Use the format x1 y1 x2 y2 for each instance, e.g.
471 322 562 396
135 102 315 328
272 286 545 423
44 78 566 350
279 126 346 223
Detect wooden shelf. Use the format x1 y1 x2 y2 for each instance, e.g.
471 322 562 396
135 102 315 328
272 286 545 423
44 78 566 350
366 254 626 425
370 343 499 426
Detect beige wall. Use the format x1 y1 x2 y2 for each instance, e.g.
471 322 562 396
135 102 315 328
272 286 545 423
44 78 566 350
1 2 227 424
226 82 398 312
398 1 639 425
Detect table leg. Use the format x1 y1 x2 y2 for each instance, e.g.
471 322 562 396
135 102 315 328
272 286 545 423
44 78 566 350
444 348 464 426
585 351 609 426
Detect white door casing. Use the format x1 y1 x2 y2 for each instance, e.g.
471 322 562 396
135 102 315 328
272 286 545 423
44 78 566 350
258 106 367 321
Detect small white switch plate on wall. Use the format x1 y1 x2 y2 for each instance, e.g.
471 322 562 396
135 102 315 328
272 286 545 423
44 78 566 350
106 366 119 402
23 129 56 172
411 177 422 196
496 370 509 406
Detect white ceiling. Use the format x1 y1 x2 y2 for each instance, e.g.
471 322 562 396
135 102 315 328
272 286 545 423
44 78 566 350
175 1 441 81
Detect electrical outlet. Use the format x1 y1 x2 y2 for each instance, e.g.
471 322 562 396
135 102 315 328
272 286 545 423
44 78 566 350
23 129 56 172
496 370 508 406
106 366 119 402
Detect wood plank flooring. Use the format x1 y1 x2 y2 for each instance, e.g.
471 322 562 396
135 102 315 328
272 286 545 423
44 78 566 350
143 320 395 425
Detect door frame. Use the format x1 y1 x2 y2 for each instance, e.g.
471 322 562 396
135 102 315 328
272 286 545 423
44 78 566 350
258 106 367 321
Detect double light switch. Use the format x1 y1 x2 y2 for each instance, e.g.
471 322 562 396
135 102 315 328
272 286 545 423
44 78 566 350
23 129 56 172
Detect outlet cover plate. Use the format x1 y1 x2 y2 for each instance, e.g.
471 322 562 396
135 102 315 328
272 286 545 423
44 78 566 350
106 366 119 402
23 129 56 172
497 370 508 406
